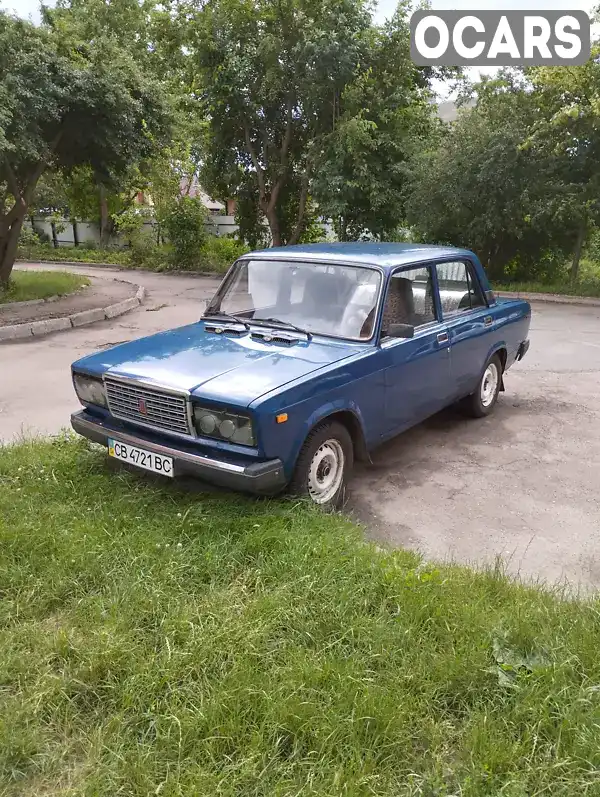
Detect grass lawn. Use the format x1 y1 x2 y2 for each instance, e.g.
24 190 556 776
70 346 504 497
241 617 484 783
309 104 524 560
2 438 600 795
0 271 90 304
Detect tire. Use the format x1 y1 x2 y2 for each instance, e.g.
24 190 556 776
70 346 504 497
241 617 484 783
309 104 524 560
462 354 502 418
289 421 354 509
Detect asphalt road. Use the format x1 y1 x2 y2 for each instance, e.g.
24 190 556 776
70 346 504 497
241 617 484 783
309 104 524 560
1 264 221 440
2 264 600 589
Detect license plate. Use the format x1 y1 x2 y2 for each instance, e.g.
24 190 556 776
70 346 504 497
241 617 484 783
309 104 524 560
108 438 174 477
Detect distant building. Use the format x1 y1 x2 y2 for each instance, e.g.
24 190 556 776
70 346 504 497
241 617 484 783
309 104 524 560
179 177 235 216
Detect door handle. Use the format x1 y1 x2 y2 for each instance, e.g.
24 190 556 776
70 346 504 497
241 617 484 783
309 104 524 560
437 331 449 344
484 316 493 327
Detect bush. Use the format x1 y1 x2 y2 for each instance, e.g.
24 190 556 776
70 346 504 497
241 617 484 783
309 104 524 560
17 225 41 258
17 242 132 266
161 196 208 270
16 232 247 275
128 230 160 267
201 236 250 273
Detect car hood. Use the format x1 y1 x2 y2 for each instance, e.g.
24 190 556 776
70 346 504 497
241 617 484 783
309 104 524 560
74 322 362 406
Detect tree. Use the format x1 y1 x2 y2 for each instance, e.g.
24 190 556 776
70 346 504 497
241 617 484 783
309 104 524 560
524 47 600 281
312 9 437 241
190 0 374 246
405 73 575 281
0 12 170 287
47 0 192 246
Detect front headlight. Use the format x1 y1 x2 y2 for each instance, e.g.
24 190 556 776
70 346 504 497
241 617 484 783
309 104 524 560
73 373 107 408
193 405 255 446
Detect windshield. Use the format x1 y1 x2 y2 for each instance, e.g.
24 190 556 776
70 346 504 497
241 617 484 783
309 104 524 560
205 259 381 340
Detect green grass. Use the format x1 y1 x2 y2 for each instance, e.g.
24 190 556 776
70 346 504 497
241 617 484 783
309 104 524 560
2 438 600 795
0 271 90 304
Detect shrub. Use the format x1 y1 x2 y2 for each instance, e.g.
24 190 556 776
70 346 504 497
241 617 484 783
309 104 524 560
16 242 132 266
121 227 160 267
586 227 600 264
161 197 208 270
17 225 41 257
201 236 250 273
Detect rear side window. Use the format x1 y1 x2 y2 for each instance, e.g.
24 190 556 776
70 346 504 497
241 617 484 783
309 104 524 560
435 261 486 317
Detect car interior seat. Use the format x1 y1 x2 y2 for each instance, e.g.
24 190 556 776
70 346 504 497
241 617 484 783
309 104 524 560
381 276 415 334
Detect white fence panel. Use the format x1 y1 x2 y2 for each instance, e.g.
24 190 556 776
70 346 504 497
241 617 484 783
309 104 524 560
26 214 241 249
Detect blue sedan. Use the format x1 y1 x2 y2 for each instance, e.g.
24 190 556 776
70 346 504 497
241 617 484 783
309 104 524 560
70 243 531 508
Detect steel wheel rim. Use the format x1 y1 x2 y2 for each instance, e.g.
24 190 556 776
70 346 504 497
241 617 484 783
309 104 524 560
307 439 345 504
481 362 499 407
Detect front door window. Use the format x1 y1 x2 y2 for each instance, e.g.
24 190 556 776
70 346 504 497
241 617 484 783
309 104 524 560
380 267 437 337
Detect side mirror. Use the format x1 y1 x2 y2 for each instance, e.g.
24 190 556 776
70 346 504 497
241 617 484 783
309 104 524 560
386 323 415 339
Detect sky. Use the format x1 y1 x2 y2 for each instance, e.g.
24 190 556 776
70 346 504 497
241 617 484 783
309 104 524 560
5 0 598 23
3 0 598 98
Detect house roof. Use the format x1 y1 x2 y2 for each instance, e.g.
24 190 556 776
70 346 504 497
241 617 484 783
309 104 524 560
245 242 475 270
179 177 225 211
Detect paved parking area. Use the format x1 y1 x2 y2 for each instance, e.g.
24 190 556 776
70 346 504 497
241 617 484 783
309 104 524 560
1 264 220 440
2 264 600 588
352 301 600 590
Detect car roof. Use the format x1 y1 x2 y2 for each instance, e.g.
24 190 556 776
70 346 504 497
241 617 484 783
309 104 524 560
244 242 475 270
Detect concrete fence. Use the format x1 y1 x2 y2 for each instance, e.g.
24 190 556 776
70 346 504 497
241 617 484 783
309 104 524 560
25 215 239 248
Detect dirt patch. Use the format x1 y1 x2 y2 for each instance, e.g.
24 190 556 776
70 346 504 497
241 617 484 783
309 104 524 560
0 276 137 326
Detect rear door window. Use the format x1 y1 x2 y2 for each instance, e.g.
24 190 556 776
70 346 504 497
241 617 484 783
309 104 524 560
435 261 487 317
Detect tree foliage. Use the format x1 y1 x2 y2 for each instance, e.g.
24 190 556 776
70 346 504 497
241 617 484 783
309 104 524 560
2 0 598 287
312 9 437 241
523 48 600 279
190 0 384 246
405 73 583 281
0 10 170 286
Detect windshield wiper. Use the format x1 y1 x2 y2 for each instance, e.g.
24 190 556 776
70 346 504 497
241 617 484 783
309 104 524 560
201 311 250 330
251 317 312 339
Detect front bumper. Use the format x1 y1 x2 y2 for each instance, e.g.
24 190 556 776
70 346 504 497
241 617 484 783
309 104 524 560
71 410 286 495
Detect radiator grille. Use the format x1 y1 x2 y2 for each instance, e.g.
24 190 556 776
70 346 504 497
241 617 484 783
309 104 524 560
104 377 191 436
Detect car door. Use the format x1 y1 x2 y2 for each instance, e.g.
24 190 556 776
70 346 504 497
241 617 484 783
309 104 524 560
380 265 454 437
435 260 494 398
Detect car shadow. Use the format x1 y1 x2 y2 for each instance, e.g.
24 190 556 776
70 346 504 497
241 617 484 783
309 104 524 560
105 395 533 507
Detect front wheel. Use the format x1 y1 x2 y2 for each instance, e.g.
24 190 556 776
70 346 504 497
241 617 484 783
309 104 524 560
462 354 502 418
289 421 353 509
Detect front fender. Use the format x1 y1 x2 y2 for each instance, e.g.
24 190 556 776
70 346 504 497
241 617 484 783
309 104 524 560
289 399 370 470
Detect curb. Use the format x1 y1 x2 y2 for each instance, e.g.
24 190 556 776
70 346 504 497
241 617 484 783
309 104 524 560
0 284 146 342
496 290 600 308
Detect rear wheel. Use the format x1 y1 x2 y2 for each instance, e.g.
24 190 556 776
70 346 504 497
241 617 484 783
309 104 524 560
289 421 353 509
462 354 502 418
